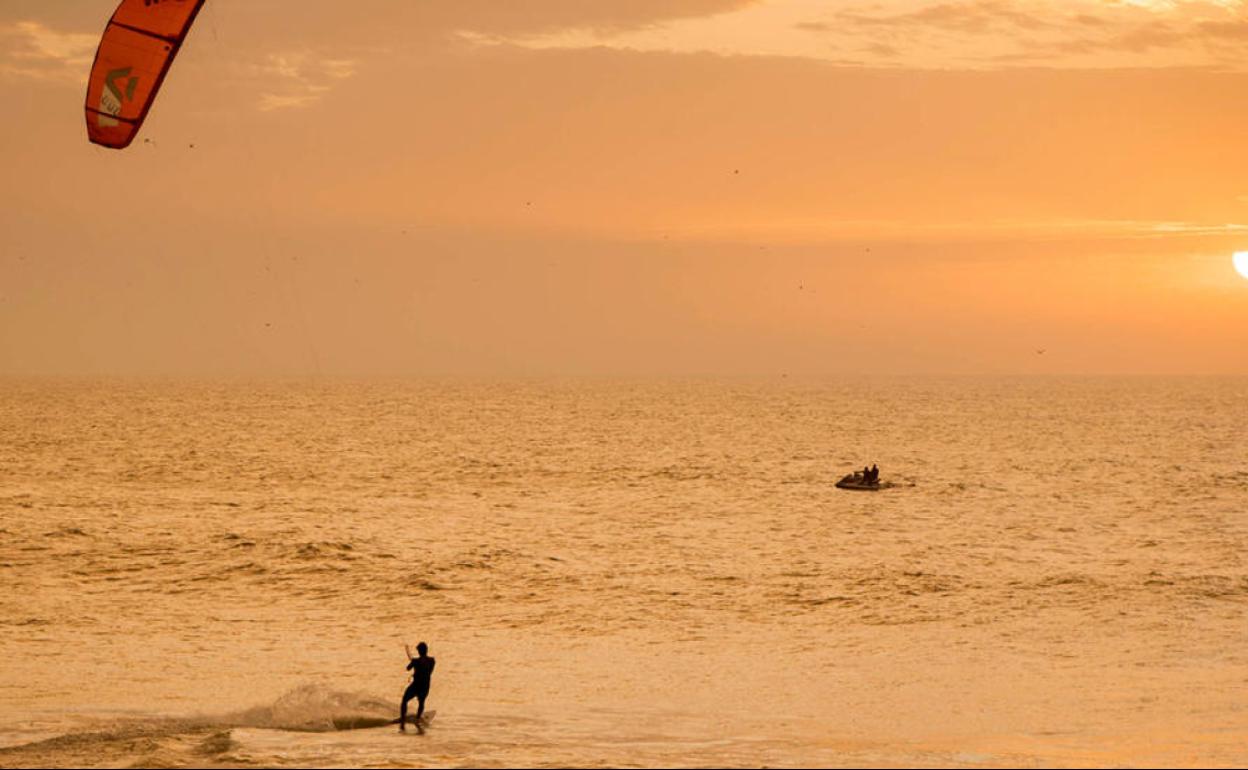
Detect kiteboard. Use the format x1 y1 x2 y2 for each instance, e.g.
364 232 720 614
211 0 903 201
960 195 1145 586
330 711 437 731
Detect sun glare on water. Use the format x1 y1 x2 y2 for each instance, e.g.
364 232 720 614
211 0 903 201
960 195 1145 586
1235 252 1248 281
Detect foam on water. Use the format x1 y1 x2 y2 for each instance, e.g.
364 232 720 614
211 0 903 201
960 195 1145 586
0 684 401 768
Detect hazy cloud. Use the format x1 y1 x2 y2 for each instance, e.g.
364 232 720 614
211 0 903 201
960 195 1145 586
836 1 1052 35
797 0 1248 68
0 1 757 92
255 52 358 112
0 20 96 83
0 0 760 36
194 0 761 51
420 0 761 36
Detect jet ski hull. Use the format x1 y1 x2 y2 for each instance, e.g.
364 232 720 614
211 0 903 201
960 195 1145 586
836 474 888 491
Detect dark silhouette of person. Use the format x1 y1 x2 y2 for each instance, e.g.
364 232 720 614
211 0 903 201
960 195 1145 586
870 463 879 483
400 641 435 732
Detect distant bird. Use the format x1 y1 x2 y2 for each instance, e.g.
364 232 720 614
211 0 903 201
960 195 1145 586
1036 349 1046 355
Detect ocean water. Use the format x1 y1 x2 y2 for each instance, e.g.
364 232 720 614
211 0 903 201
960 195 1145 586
0 378 1245 768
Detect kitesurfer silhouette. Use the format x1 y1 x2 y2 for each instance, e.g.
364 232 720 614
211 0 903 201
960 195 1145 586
400 642 435 732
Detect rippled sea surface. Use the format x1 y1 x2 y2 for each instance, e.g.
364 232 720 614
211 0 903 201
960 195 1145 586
1 378 1246 768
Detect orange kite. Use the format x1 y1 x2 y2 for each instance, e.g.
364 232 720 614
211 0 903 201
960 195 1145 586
85 0 206 149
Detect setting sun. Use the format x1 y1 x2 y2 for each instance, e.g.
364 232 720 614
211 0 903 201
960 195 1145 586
1235 252 1248 281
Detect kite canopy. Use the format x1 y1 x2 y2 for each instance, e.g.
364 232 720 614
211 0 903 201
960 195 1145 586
84 0 205 149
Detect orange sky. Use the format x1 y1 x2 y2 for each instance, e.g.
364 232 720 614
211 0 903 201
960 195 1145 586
1 0 1246 375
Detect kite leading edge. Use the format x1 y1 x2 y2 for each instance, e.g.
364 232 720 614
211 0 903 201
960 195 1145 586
84 0 206 149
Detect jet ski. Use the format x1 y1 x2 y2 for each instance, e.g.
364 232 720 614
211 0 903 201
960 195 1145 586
835 472 888 491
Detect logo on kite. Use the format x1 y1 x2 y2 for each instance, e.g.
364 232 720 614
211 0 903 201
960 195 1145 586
97 67 139 127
